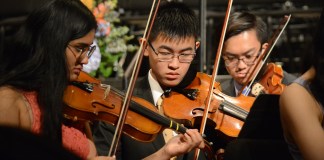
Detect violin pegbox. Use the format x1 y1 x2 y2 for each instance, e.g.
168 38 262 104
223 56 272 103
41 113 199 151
251 83 265 96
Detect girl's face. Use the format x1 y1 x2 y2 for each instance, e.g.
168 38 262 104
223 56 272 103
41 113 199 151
66 29 95 81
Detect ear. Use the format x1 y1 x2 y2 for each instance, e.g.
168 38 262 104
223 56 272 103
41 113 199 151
195 41 200 50
261 43 269 53
139 37 146 44
139 38 149 56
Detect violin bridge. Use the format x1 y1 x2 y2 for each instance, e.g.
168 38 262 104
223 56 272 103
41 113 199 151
101 84 111 99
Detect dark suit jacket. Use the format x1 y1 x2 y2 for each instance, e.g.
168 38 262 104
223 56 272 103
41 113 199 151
219 70 297 97
92 75 207 160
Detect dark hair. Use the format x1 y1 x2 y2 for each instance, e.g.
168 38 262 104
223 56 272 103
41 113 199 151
0 0 97 143
225 12 268 45
309 8 324 106
148 1 199 42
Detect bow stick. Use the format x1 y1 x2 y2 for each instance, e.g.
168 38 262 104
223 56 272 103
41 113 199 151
193 0 233 159
108 0 161 156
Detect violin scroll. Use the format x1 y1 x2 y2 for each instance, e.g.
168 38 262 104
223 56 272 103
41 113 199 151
251 63 285 96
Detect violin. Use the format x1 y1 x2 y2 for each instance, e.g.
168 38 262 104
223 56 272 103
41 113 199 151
251 63 285 96
64 72 176 142
63 71 216 159
162 72 255 139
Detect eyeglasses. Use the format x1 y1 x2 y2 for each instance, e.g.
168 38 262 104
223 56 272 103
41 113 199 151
223 52 260 67
67 44 96 60
148 41 196 63
223 54 259 66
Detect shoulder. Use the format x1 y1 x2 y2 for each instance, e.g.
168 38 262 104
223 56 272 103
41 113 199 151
0 86 32 129
280 83 315 112
136 75 149 87
280 82 322 132
0 86 23 111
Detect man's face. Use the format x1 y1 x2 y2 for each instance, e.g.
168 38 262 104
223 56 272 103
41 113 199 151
144 36 200 88
223 29 265 85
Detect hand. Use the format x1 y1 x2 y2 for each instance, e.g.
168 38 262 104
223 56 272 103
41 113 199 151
143 129 205 160
87 139 116 160
162 129 205 158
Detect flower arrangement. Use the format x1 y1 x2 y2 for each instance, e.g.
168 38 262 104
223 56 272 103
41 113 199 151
91 0 138 78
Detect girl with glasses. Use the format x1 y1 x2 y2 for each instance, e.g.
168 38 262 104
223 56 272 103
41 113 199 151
0 0 112 159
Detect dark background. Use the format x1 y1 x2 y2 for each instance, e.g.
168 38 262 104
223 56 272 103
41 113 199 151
1 0 323 81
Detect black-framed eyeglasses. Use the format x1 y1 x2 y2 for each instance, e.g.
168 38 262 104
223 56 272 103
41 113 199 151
223 51 261 67
67 44 96 60
148 41 196 63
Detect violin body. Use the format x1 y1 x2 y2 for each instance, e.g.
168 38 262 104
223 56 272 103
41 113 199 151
64 72 217 159
64 72 164 142
251 63 285 96
162 72 255 138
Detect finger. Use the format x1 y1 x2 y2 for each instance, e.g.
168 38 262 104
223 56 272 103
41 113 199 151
198 141 205 149
186 129 203 142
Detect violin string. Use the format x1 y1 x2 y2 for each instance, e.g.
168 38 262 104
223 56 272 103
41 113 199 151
221 100 248 121
214 92 248 121
102 84 188 133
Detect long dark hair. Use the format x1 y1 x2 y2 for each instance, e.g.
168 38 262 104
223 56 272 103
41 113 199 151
0 0 97 143
309 8 324 106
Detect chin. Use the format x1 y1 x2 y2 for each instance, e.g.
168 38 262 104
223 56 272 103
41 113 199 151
164 81 181 88
235 78 245 85
69 74 78 81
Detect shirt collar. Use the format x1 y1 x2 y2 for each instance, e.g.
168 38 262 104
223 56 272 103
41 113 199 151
234 80 243 96
148 69 164 105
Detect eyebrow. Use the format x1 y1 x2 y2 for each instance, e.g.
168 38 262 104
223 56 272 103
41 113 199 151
223 48 257 57
72 42 94 47
157 45 195 53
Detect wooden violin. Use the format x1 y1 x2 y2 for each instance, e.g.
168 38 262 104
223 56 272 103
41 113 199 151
162 72 255 141
63 71 216 159
63 71 183 142
251 63 285 96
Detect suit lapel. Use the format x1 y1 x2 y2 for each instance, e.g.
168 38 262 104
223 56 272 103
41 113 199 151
134 75 155 104
220 78 236 97
134 75 166 149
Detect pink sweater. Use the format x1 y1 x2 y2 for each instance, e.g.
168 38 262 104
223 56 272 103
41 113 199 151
23 91 90 159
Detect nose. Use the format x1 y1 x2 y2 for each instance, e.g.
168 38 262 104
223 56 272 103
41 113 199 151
237 58 247 69
79 56 89 65
168 56 180 69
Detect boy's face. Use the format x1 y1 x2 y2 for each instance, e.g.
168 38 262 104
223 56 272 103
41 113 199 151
144 35 200 88
222 29 266 85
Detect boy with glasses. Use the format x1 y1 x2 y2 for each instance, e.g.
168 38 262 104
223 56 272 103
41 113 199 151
220 12 296 97
92 1 207 160
221 12 297 160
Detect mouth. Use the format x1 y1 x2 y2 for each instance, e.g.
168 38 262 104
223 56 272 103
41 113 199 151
73 68 82 75
236 72 247 78
165 72 180 80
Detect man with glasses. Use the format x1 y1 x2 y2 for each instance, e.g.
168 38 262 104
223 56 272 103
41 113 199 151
220 12 296 97
92 1 207 160
221 12 297 160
